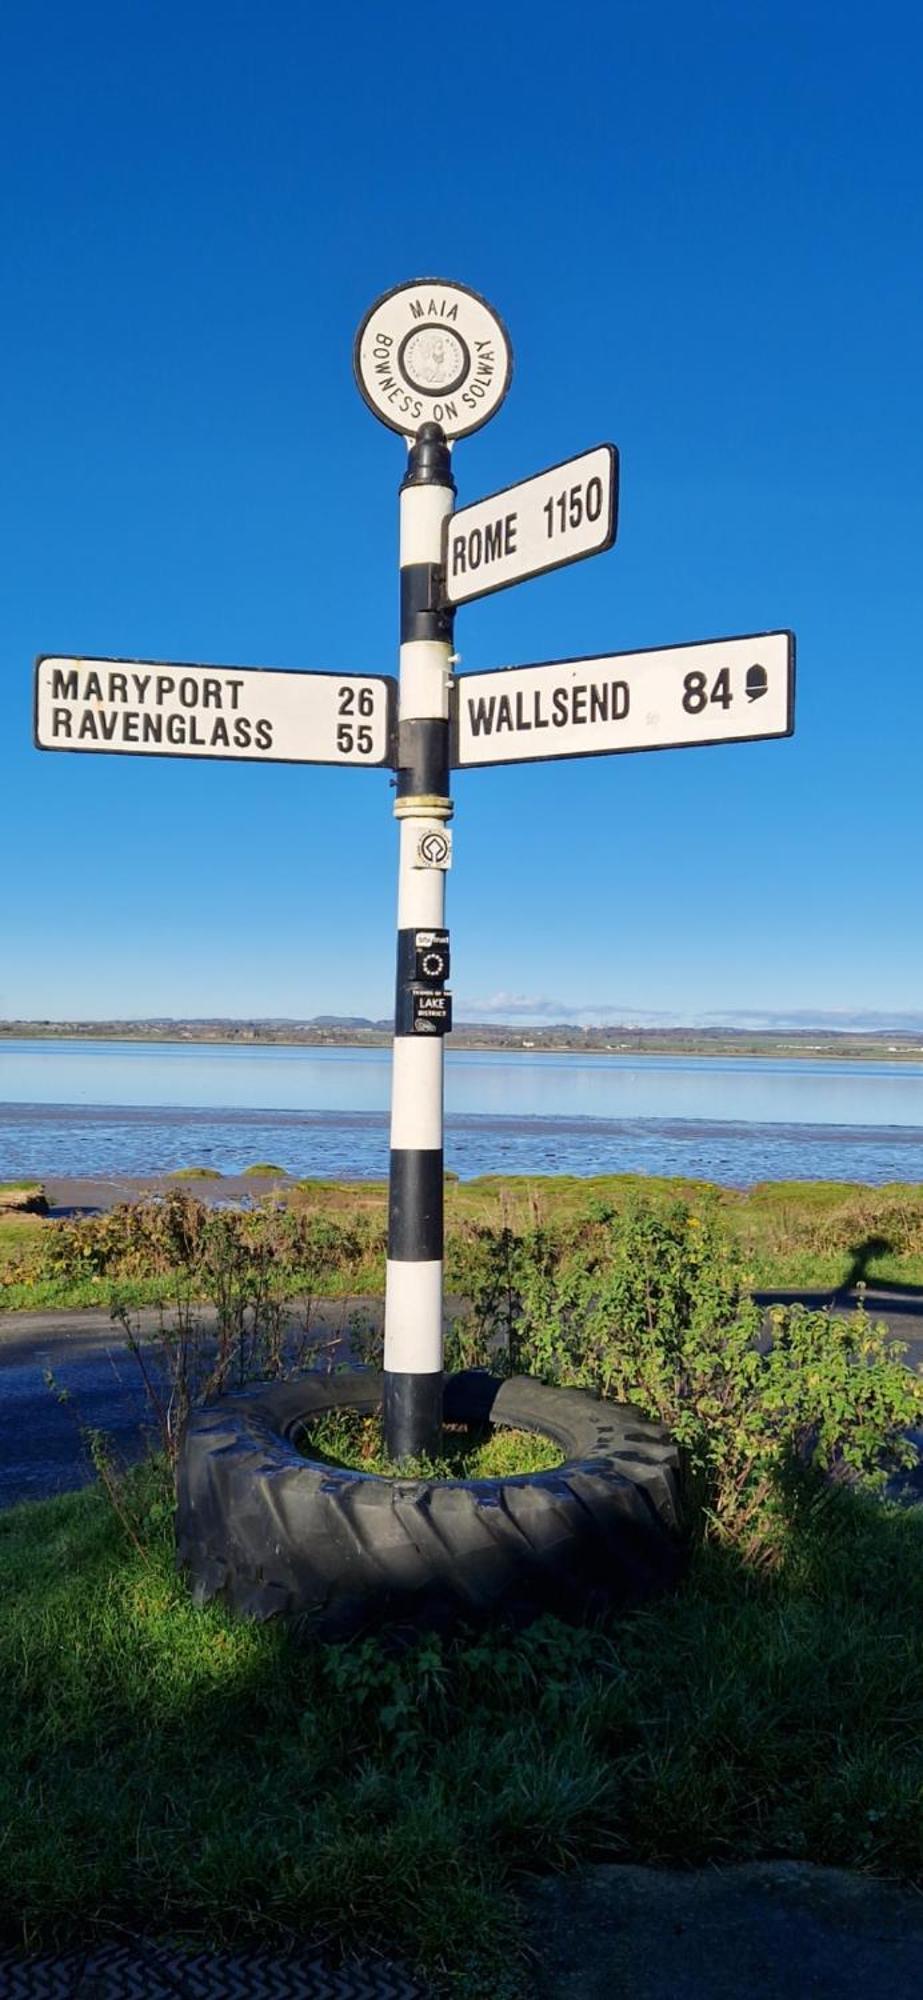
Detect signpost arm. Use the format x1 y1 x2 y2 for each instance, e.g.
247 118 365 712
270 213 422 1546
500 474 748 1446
383 423 456 1461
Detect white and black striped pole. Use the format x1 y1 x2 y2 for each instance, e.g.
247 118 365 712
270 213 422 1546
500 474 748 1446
384 420 456 1458
354 279 513 1459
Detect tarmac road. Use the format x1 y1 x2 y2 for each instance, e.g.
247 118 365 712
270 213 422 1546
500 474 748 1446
0 1300 374 1508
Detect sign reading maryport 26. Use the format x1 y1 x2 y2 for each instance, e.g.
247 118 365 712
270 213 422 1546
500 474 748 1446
34 658 396 766
452 632 794 768
443 446 618 606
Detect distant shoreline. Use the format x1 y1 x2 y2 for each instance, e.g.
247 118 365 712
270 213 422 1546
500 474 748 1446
2 1024 923 1063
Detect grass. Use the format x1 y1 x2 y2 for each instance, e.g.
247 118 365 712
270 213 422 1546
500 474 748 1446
168 1166 224 1180
243 1162 288 1177
0 1213 50 1287
298 1410 562 1479
0 1185 47 1220
0 1272 189 1311
266 1172 923 1290
3 1173 923 1311
2 1462 923 1995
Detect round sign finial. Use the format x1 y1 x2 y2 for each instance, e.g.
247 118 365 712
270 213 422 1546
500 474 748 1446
353 278 512 442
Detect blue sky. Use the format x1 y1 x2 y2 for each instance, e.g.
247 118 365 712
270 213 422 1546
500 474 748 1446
2 1 922 1027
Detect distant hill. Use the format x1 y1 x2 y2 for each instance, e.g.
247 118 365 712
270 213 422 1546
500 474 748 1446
309 1015 389 1030
3 1018 923 1060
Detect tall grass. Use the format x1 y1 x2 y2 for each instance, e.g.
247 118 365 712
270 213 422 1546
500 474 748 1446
5 1175 923 1312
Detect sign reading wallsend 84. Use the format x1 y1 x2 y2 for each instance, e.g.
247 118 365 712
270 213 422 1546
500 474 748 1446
34 658 396 767
452 632 794 768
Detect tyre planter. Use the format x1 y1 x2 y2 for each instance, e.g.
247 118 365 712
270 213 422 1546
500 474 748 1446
175 1370 685 1639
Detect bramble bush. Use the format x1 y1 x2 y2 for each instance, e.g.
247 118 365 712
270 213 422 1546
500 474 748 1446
449 1197 923 1558
41 1190 210 1280
36 1190 380 1289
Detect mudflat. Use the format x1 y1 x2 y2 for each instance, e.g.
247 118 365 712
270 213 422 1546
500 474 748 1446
38 1171 293 1215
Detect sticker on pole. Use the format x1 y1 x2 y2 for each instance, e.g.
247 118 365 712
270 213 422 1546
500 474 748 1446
444 446 618 606
411 989 452 1035
34 658 396 767
412 824 453 869
451 631 795 768
354 279 512 441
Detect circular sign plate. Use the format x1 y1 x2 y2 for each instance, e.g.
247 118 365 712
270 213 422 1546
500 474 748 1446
353 278 513 441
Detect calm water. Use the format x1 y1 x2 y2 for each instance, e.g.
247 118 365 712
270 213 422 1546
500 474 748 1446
1 1038 922 1186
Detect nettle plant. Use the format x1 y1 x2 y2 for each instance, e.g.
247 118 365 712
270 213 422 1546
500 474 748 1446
452 1198 923 1558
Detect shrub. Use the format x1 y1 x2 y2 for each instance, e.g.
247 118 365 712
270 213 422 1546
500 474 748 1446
452 1198 923 1560
40 1192 211 1282
34 1192 379 1292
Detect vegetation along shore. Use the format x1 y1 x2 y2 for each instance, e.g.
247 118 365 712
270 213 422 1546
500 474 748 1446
3 1170 923 1311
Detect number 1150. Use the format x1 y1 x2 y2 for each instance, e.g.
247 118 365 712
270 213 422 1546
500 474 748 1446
543 476 605 537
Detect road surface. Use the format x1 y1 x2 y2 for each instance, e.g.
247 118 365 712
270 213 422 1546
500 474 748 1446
0 1300 374 1508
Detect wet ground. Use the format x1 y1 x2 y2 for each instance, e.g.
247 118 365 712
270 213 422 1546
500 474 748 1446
34 1170 297 1214
0 1300 369 1507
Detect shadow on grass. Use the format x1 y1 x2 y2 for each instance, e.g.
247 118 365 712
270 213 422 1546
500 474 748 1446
756 1239 923 1318
837 1235 923 1304
2 1454 923 1991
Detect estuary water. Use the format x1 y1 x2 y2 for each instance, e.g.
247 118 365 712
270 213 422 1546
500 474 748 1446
1 1038 922 1186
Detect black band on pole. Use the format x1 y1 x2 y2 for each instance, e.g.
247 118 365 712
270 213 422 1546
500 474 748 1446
395 718 450 798
400 565 454 644
388 1149 443 1261
382 1371 444 1463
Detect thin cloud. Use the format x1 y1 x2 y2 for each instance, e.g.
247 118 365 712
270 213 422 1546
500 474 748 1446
704 1009 923 1032
458 996 923 1031
459 994 683 1023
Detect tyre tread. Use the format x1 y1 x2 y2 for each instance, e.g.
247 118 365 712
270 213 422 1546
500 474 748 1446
175 1369 684 1636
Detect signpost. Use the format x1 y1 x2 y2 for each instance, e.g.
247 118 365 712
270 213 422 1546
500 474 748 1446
33 273 796 1464
443 445 618 606
34 658 395 766
452 631 794 768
